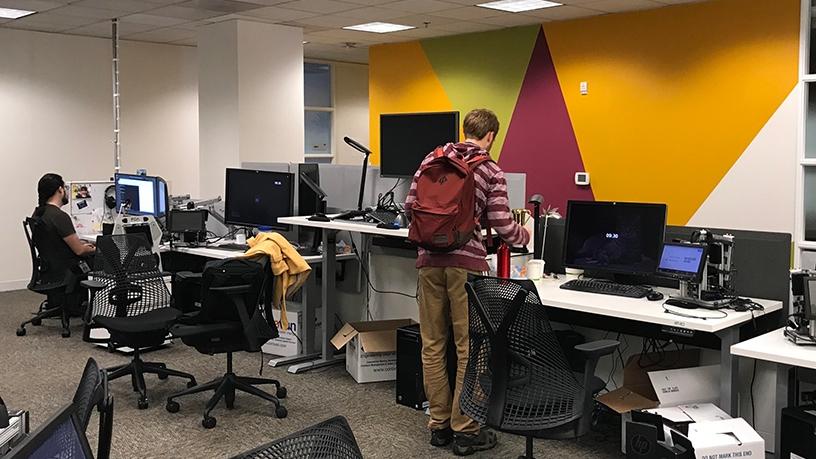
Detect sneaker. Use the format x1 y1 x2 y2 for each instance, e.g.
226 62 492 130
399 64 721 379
452 429 498 456
430 427 454 447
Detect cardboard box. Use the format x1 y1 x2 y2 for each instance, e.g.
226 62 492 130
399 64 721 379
331 319 415 383
687 418 764 459
262 308 321 357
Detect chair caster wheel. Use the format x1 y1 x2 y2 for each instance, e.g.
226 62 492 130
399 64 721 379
158 372 168 380
275 405 288 419
166 401 180 413
187 380 197 388
16 328 26 337
276 387 287 399
202 416 217 429
61 330 71 338
138 399 149 410
31 318 42 326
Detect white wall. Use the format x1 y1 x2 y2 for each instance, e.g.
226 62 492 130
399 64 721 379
333 62 369 166
0 28 198 290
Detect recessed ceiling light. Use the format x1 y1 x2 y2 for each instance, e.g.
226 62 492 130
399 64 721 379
0 7 36 19
303 41 309 44
477 0 562 13
343 22 415 34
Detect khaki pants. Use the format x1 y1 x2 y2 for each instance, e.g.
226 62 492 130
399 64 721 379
417 267 478 434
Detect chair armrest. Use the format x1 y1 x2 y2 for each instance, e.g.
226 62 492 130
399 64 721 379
210 285 253 295
575 339 619 360
81 279 105 291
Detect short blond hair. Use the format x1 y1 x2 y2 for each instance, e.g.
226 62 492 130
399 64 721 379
463 109 500 140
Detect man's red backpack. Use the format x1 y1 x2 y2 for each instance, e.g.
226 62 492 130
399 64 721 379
407 147 492 252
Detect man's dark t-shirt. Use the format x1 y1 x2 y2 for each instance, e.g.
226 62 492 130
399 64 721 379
32 204 80 284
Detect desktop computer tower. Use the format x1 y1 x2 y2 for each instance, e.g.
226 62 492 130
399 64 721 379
396 324 456 410
781 406 816 459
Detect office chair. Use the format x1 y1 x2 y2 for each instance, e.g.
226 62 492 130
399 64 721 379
231 416 363 459
165 257 286 429
82 234 197 409
461 275 619 459
73 358 114 459
17 218 82 338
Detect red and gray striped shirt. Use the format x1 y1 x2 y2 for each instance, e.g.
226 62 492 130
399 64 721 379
404 142 530 272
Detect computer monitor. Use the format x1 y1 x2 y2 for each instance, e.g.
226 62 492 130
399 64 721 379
7 404 93 459
380 112 460 177
656 242 708 282
298 163 320 216
168 209 207 233
563 201 667 277
114 173 167 217
802 277 816 321
224 168 293 231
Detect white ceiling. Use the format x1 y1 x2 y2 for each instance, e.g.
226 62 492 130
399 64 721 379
0 0 706 63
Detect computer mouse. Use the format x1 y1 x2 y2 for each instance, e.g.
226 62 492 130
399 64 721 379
647 291 664 301
308 213 331 222
376 222 400 230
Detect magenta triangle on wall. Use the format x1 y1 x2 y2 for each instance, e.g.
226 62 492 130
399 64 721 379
499 27 594 214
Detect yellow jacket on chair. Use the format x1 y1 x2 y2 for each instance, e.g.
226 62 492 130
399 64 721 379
243 232 311 328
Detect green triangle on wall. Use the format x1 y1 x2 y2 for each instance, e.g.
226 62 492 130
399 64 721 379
420 25 540 160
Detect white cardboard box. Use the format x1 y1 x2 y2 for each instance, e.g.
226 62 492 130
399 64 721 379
688 418 764 459
262 308 321 357
331 319 415 383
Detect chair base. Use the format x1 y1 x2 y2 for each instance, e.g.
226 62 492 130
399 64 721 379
17 300 70 338
165 352 287 428
106 349 197 409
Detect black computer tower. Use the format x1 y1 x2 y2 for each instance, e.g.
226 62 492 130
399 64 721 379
396 324 457 410
781 406 816 459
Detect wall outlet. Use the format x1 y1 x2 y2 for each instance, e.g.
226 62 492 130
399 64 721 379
580 81 588 95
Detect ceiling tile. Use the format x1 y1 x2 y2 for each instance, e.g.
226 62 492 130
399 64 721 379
13 11 99 27
278 0 363 14
383 0 459 13
124 26 196 41
49 5 127 19
654 0 704 4
2 19 73 31
340 0 396 5
580 0 662 13
307 27 382 43
176 0 263 13
523 4 603 20
431 6 506 20
170 36 197 45
0 0 64 12
146 5 225 20
67 19 159 36
70 0 158 13
289 14 359 28
390 13 458 28
240 5 319 21
435 20 500 33
119 12 191 26
240 0 290 4
334 6 408 21
393 24 459 38
473 13 543 26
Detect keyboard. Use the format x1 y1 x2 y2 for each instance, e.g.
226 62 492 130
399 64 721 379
218 243 249 251
560 279 650 299
333 210 368 221
366 210 398 224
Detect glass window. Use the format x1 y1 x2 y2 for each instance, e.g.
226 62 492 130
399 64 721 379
305 63 332 108
305 111 331 155
807 84 816 158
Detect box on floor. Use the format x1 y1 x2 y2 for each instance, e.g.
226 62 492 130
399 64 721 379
331 319 416 383
262 308 321 358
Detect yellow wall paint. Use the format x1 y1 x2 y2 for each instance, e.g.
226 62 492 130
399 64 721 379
544 0 799 225
369 42 452 165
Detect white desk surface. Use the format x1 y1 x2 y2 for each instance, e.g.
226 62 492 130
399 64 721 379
731 328 816 370
533 278 782 334
278 215 409 238
163 241 356 263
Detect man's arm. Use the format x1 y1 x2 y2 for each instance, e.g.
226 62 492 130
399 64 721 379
485 169 530 246
63 234 95 256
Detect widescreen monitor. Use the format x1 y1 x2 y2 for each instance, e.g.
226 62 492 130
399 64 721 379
114 173 166 217
563 201 667 276
224 168 293 231
380 112 459 177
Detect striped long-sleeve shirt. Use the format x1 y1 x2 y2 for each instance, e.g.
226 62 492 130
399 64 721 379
404 142 530 272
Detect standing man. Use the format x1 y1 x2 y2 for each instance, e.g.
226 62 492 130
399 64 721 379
405 109 530 456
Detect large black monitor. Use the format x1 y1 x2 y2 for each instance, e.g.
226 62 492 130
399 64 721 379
380 112 459 177
563 201 667 277
8 403 93 459
298 163 320 216
224 168 293 231
114 173 167 217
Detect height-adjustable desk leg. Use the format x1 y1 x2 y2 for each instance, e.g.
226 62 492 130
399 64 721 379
288 229 343 374
717 327 740 416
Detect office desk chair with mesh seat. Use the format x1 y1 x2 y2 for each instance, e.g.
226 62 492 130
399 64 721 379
232 416 363 459
165 257 285 429
461 275 619 459
73 358 114 459
18 217 85 338
83 234 197 409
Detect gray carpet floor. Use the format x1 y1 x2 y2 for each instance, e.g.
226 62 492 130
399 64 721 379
1 289 622 458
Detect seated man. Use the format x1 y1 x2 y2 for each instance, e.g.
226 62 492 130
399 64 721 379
31 173 95 291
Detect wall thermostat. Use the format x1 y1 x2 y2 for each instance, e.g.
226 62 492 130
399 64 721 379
575 172 590 186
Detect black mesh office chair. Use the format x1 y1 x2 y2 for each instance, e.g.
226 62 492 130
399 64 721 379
73 358 114 459
83 234 196 409
231 416 363 459
165 257 286 429
17 217 83 338
461 275 619 459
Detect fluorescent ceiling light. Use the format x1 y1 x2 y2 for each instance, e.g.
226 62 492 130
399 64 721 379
477 0 561 13
0 7 36 19
343 22 414 34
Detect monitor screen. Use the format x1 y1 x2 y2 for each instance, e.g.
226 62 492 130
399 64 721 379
169 209 207 233
657 243 707 282
8 404 93 459
115 173 166 217
805 277 816 321
380 112 460 177
563 201 667 276
298 163 320 216
224 168 293 230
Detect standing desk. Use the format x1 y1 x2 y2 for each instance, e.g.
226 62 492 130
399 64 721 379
731 328 816 456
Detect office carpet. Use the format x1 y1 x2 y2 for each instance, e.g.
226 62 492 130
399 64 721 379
0 289 622 458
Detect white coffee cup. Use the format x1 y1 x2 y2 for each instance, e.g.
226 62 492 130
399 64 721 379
235 233 247 245
526 259 545 280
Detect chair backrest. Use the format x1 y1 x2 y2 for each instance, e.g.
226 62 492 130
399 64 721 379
23 217 69 291
232 416 363 459
71 358 113 459
89 234 170 319
459 275 584 433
